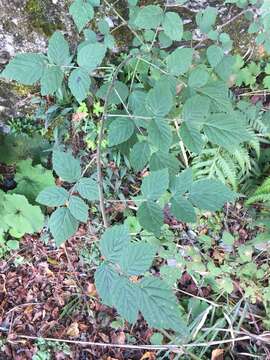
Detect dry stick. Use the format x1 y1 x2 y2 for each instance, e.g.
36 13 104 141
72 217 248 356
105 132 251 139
11 334 263 350
96 53 134 228
174 120 189 168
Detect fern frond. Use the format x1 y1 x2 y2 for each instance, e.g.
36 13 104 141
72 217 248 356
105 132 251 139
246 177 270 204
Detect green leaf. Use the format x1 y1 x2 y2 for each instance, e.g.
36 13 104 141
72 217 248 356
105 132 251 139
167 48 193 76
206 45 224 68
190 179 235 211
146 82 173 117
36 186 69 207
134 5 163 29
95 263 120 306
138 201 163 235
180 122 203 154
171 168 193 196
40 66 64 95
108 118 135 146
98 19 110 34
215 56 236 81
148 118 172 151
68 68 91 103
139 277 186 332
68 195 88 223
130 141 151 172
196 7 217 33
97 81 129 105
13 159 55 204
182 95 210 127
199 81 232 112
160 266 182 287
52 150 81 183
4 194 44 236
203 113 250 150
69 0 94 32
171 196 196 223
112 277 139 323
163 12 183 41
149 151 179 177
120 243 157 275
104 34 116 49
100 224 130 263
77 43 106 72
47 31 70 66
48 207 79 246
188 67 209 88
1 53 46 85
141 169 169 200
76 177 99 201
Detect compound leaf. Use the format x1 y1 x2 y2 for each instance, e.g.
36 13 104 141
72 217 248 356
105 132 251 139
100 224 130 263
48 207 79 246
68 195 88 223
36 186 69 207
120 243 157 275
52 150 81 183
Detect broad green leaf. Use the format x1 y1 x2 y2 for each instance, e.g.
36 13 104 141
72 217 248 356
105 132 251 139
171 168 193 196
203 113 250 150
52 150 81 183
69 0 94 32
138 201 163 235
190 179 235 211
108 118 135 146
159 31 173 48
48 207 79 246
68 195 88 223
160 266 182 287
215 55 236 81
1 53 46 85
120 243 157 275
98 19 110 34
104 34 116 49
199 81 232 112
128 90 149 119
163 12 183 41
112 277 139 323
40 66 64 95
4 194 44 236
13 159 55 204
68 68 91 103
188 67 209 88
95 263 120 306
146 82 173 117
100 224 130 263
171 196 196 223
47 31 70 66
97 81 129 105
130 141 151 172
76 177 99 201
196 7 218 33
77 43 106 72
166 48 193 76
180 122 204 154
139 277 186 332
149 151 179 177
182 95 210 127
134 5 163 29
141 169 169 200
36 186 69 207
206 45 224 68
148 118 172 151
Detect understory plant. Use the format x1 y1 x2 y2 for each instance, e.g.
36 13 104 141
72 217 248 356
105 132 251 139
1 0 270 335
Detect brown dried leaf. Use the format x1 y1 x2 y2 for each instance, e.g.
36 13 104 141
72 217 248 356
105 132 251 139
66 322 80 337
211 348 224 360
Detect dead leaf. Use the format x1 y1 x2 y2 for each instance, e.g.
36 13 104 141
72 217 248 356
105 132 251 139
66 322 80 337
140 352 156 360
86 283 97 297
211 348 224 360
112 331 125 345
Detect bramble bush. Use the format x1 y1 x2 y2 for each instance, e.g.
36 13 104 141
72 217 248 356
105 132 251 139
1 0 270 332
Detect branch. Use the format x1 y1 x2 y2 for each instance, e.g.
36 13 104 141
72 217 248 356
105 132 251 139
96 54 134 228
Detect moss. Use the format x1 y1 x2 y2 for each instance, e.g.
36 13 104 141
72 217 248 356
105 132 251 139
25 0 63 37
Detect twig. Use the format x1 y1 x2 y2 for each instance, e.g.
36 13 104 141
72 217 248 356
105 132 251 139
96 54 134 228
217 9 249 31
9 333 260 349
174 120 189 168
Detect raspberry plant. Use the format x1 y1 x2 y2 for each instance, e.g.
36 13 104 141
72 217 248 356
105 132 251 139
1 0 270 332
